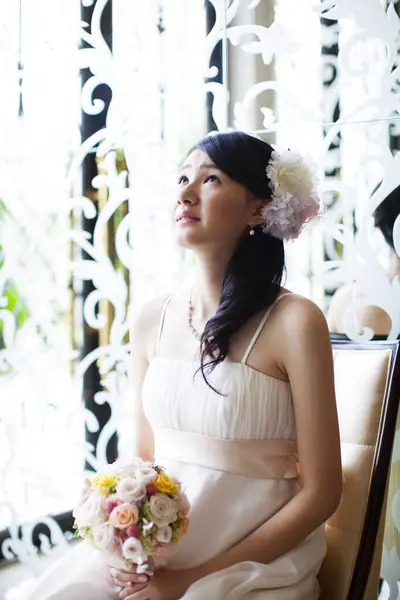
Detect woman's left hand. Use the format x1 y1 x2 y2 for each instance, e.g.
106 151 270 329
118 568 194 600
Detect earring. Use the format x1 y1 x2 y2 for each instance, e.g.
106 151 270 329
249 226 255 236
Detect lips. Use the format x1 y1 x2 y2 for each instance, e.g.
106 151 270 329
175 210 200 223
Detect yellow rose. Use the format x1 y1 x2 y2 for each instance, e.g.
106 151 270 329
154 473 178 496
92 474 117 494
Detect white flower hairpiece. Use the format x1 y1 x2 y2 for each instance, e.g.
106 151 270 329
262 149 320 241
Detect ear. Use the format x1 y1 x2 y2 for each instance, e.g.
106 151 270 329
247 200 266 228
248 215 266 228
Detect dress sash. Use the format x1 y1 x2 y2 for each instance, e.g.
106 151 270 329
154 427 299 480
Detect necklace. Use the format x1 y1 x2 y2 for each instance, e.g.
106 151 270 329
187 291 203 341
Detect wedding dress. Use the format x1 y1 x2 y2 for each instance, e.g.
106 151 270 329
20 293 325 599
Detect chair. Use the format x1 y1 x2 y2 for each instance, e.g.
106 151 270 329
318 339 400 600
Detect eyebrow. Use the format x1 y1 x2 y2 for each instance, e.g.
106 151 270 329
180 162 218 171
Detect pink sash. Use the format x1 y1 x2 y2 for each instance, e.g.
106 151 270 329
154 427 299 480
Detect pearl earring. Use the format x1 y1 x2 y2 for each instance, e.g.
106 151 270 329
249 226 255 236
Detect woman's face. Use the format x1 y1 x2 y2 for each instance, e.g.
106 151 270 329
174 149 259 251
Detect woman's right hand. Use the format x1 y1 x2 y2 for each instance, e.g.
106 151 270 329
110 561 154 590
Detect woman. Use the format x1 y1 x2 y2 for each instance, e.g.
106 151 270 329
23 131 341 600
328 183 400 335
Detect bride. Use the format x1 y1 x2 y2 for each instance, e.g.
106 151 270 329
23 131 342 600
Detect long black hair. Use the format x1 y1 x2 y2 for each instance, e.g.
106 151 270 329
190 131 285 390
373 183 400 249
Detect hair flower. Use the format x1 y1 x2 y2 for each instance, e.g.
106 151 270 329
262 149 320 241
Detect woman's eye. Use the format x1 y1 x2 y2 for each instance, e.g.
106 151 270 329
178 175 188 185
205 174 221 184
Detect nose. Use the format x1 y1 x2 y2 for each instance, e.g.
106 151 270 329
177 182 199 206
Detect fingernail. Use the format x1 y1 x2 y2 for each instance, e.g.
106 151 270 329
137 575 147 582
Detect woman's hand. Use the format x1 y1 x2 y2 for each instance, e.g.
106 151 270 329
110 560 154 590
118 568 194 600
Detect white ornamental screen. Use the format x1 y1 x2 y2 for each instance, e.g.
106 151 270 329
0 1 399 598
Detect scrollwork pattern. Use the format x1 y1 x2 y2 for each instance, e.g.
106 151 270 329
1 2 400 598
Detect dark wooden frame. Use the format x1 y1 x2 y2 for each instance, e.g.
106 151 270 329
330 339 400 600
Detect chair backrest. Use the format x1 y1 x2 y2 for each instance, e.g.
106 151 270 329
318 340 400 600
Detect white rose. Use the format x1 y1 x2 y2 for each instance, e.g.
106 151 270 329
73 489 105 528
122 537 147 565
92 523 114 549
116 477 146 503
136 465 157 485
156 525 172 544
148 494 178 528
111 458 142 477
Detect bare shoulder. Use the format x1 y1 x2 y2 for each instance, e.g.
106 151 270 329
276 293 329 336
131 295 169 332
130 295 170 360
272 294 334 389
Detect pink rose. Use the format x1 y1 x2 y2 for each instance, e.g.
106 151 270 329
105 498 122 514
109 503 138 529
146 485 158 496
126 524 140 538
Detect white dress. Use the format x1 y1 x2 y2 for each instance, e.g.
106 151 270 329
20 294 326 600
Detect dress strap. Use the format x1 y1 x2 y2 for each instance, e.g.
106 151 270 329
156 296 172 356
241 293 293 365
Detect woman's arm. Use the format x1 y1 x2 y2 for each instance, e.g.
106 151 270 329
188 297 342 581
129 295 170 461
129 304 156 462
111 298 166 591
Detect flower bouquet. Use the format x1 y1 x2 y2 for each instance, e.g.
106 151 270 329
73 458 189 573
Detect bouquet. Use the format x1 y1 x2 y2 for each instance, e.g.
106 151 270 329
73 458 189 573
